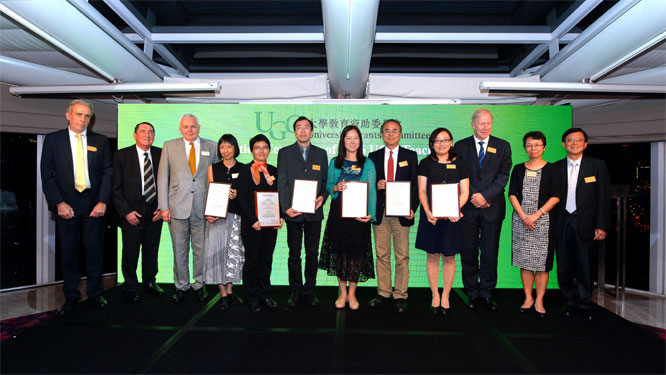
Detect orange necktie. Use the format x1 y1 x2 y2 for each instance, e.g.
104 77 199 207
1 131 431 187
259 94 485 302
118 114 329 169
188 142 196 176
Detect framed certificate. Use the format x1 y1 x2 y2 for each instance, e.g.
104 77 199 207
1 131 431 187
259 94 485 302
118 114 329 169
385 181 411 217
430 183 460 218
341 181 368 218
204 182 231 218
255 191 281 227
291 179 319 214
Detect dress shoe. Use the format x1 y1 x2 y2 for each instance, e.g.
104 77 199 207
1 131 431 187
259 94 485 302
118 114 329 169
519 303 534 313
481 297 498 311
305 294 320 307
579 310 594 321
123 290 140 303
348 296 360 310
262 297 278 309
535 309 547 319
194 287 208 302
561 306 574 318
368 295 390 308
172 289 187 303
286 292 300 307
441 307 451 316
218 296 230 311
248 302 261 313
228 293 244 305
92 295 109 309
393 298 408 313
144 282 165 296
429 305 441 315
56 299 78 316
466 297 479 310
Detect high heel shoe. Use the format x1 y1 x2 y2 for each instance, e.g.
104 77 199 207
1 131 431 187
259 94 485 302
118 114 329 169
534 306 547 319
348 297 359 310
429 305 441 315
441 307 450 316
335 296 346 309
519 302 534 313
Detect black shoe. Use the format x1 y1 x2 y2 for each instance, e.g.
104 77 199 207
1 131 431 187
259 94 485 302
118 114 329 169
305 294 320 307
228 293 244 305
579 310 594 321
218 296 230 311
262 297 278 309
535 309 547 319
561 306 574 318
441 307 451 316
195 287 208 302
481 297 498 311
393 298 408 313
368 295 390 308
91 295 109 309
55 299 78 316
286 292 300 307
172 289 186 303
466 297 479 310
429 305 441 315
144 282 165 296
123 290 140 303
519 303 534 313
248 302 261 313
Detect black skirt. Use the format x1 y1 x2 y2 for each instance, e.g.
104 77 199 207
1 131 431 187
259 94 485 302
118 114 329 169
319 198 375 283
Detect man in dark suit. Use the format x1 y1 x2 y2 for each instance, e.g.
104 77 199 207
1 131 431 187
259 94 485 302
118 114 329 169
454 108 512 311
277 116 329 307
367 119 418 313
555 128 610 321
40 99 113 315
112 122 165 302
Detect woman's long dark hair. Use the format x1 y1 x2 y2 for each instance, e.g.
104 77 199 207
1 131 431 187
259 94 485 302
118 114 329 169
428 127 457 162
334 125 365 169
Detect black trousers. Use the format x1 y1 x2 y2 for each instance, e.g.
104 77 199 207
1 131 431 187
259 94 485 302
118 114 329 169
286 220 322 295
55 190 105 301
241 221 278 304
557 214 595 311
120 201 162 292
460 208 502 299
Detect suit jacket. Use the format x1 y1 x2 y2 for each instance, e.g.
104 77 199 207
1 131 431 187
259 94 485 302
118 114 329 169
277 142 329 222
41 128 113 212
454 135 512 222
112 145 162 220
555 156 610 240
368 146 419 226
156 137 218 220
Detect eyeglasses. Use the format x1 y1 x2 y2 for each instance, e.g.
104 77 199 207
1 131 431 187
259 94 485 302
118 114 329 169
565 138 585 144
253 146 270 150
433 139 452 144
525 143 543 149
382 129 400 134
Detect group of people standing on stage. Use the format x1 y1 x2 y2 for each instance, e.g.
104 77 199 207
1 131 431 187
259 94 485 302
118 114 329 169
42 99 610 322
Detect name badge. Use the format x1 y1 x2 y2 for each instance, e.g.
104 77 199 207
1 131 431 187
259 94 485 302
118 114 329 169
399 161 408 167
351 166 361 171
312 164 321 171
585 176 597 183
231 173 239 179
526 171 537 177
201 151 210 156
487 147 497 154
446 164 456 169
87 146 97 152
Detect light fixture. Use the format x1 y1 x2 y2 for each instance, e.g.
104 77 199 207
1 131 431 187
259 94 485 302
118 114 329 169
9 82 220 98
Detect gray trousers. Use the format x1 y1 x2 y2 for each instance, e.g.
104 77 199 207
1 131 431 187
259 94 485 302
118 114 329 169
169 216 205 291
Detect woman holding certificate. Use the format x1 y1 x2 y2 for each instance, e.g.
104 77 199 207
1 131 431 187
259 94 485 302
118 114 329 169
319 125 376 310
237 134 282 313
203 134 245 311
415 128 470 315
508 131 560 318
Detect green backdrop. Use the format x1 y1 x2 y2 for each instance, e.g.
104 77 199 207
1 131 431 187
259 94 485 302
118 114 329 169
117 104 571 289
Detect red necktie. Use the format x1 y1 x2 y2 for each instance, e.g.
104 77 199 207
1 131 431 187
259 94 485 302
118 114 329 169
387 150 394 182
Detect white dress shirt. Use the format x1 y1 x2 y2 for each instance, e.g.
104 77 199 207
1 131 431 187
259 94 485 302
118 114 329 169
383 145 399 180
473 135 489 156
68 127 91 188
566 155 582 213
136 145 153 195
183 137 201 170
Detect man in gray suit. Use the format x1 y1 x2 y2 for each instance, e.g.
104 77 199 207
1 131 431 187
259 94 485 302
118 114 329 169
157 114 218 303
277 116 328 307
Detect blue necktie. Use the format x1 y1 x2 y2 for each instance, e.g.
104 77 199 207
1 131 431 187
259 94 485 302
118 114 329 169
478 141 485 168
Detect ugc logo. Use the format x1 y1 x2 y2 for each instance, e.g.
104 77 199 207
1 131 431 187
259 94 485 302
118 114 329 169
254 112 302 141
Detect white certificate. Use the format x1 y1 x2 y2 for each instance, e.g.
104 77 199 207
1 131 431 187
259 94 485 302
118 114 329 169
204 183 231 218
255 191 281 227
341 181 368 218
385 181 411 217
291 179 319 214
430 183 460 218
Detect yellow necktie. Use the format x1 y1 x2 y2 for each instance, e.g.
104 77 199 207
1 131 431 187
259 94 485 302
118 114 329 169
188 142 196 176
75 133 86 192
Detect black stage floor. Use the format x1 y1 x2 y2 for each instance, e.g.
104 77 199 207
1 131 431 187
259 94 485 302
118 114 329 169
1 284 664 374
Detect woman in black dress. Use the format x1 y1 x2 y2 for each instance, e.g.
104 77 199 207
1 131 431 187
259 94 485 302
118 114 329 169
415 128 470 315
237 134 283 313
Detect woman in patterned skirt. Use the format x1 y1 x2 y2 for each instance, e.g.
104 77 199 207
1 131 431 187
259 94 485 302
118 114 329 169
508 131 560 318
203 134 245 310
